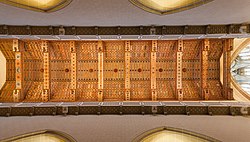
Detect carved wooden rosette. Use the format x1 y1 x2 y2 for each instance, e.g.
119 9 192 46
98 41 104 102
223 39 233 100
13 39 23 102
42 41 50 102
70 41 76 101
201 39 209 100
151 40 157 101
176 40 183 100
125 41 131 101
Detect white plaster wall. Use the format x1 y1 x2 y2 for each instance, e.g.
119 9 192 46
0 0 250 26
0 115 249 142
0 51 6 89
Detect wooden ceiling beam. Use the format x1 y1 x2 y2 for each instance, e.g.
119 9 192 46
13 39 24 102
176 40 183 101
223 39 234 100
125 41 131 101
201 39 209 100
70 41 76 101
42 41 50 102
151 40 157 101
97 41 104 102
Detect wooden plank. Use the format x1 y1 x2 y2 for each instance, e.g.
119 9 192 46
42 41 50 102
125 41 131 101
70 41 76 101
201 39 209 100
151 40 157 101
98 41 104 102
223 39 233 100
176 40 183 100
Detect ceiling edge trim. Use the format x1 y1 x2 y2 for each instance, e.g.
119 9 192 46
0 24 249 36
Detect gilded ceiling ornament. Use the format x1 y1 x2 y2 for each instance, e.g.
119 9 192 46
129 0 214 15
0 0 72 13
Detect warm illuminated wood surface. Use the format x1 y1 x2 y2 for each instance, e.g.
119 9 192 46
42 41 50 101
151 41 157 101
201 39 209 100
13 39 23 102
0 39 231 102
125 41 131 101
176 40 183 100
70 41 76 101
223 39 234 100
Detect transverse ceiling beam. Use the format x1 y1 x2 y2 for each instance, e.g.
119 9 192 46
201 39 209 100
13 39 23 102
223 39 234 100
42 41 50 102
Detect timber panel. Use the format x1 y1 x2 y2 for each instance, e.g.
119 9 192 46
0 41 16 102
182 40 201 100
50 41 72 101
130 41 151 100
77 41 98 101
103 41 125 101
208 39 224 100
23 41 43 102
156 41 176 100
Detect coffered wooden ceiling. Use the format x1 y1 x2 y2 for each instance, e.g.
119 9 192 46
0 39 233 102
0 0 249 26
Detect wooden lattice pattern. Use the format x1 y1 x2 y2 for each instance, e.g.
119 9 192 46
0 39 231 102
103 41 125 101
77 41 98 101
130 41 151 100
